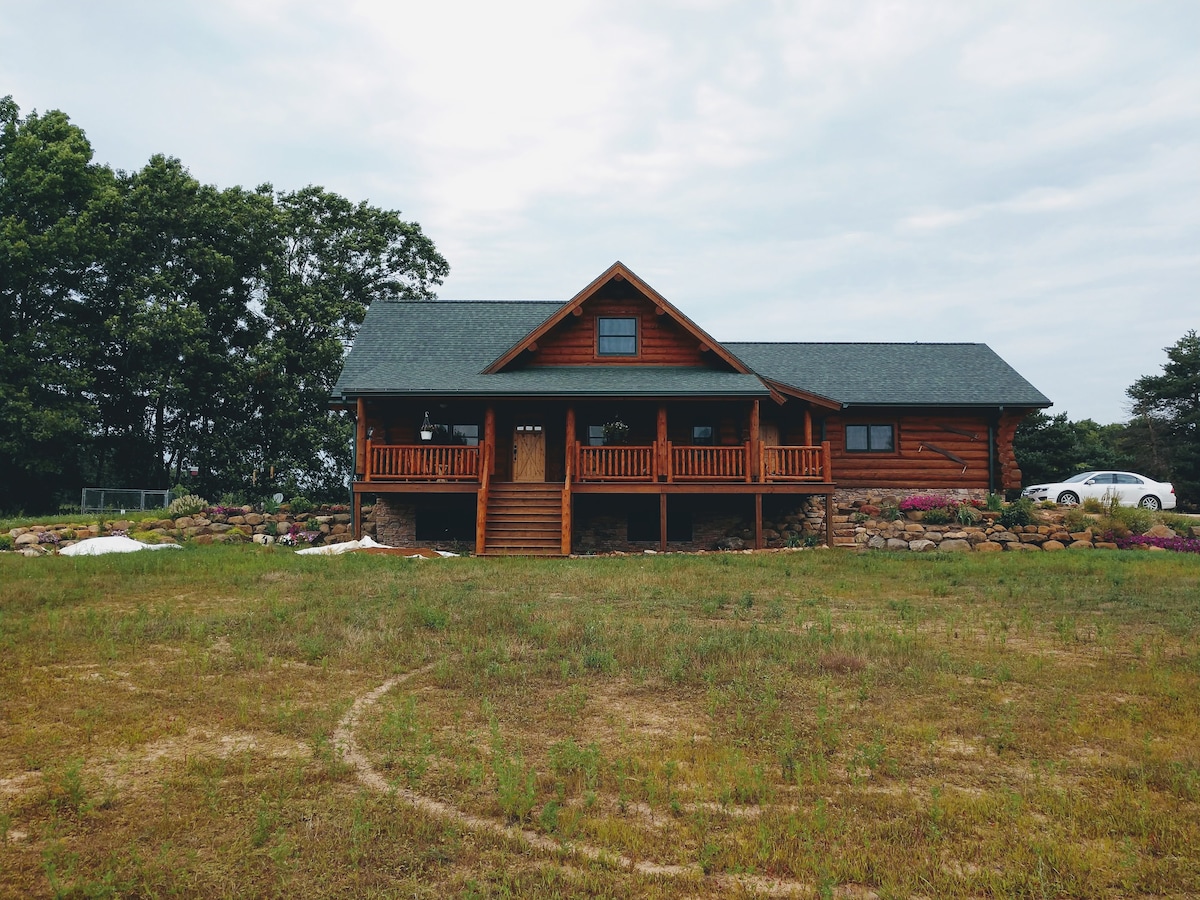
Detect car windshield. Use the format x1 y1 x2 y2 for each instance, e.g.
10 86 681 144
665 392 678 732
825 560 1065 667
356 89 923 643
1064 472 1099 483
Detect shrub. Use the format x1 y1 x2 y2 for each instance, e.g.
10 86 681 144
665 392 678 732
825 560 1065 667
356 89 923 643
1081 497 1104 514
1063 509 1092 533
0 535 12 551
1108 505 1155 536
985 492 1004 511
168 494 208 517
999 498 1036 529
922 508 950 525
288 496 314 515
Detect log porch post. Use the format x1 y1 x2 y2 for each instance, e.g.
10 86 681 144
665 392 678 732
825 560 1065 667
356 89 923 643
353 490 363 540
355 398 367 478
660 492 668 552
656 404 668 481
804 408 813 447
562 406 575 555
750 399 760 482
484 406 496 475
754 493 763 550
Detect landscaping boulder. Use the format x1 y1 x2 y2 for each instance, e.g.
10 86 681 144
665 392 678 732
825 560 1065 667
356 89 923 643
938 539 971 552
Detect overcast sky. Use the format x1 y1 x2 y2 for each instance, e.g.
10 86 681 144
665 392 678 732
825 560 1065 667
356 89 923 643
3 0 1196 424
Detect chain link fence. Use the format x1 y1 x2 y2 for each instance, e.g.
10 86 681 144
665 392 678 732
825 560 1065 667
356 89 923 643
80 488 174 513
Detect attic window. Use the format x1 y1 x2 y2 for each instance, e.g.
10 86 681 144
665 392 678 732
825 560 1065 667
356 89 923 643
597 317 637 356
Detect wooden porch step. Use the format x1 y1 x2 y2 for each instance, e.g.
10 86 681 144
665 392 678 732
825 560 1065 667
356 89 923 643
481 481 565 556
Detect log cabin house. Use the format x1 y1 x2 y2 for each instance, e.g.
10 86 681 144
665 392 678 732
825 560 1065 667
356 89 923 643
332 262 1050 554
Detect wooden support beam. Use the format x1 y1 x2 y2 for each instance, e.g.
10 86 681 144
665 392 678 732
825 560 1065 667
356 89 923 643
563 406 575 556
353 490 363 540
825 492 834 548
750 399 760 483
660 492 668 552
657 404 667 481
484 407 496 475
804 408 813 447
755 493 763 550
355 398 367 477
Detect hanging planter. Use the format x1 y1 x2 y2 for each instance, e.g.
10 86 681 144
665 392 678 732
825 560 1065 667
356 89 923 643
420 411 434 442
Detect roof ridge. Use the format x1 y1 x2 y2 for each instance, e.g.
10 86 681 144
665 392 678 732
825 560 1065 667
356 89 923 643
727 340 985 347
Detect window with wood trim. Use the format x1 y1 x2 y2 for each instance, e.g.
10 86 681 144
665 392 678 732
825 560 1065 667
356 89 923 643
691 425 714 445
845 423 895 453
586 425 606 446
597 317 637 356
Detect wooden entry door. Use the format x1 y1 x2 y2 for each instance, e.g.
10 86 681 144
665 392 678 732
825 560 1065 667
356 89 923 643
513 424 545 482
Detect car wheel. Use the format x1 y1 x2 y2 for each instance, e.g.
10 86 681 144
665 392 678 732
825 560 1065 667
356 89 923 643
1138 495 1161 510
1056 491 1080 506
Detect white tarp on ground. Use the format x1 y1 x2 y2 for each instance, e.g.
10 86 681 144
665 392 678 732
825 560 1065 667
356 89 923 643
59 536 183 556
294 535 458 558
295 534 392 556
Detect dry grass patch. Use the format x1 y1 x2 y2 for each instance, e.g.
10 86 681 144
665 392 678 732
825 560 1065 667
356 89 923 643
2 547 1199 896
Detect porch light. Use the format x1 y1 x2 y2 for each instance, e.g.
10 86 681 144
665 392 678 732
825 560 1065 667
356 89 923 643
420 411 434 441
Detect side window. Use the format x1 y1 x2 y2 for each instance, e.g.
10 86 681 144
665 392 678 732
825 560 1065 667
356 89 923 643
1115 474 1142 485
845 424 895 452
597 317 637 356
692 426 714 445
587 425 606 446
453 424 479 446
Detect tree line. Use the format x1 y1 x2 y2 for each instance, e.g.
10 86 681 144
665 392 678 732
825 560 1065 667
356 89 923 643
1015 330 1199 508
1 97 448 514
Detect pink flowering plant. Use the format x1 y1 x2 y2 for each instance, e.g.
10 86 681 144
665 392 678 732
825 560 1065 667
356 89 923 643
1114 534 1200 554
898 495 954 512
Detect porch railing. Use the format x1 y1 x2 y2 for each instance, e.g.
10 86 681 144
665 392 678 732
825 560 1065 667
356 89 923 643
570 441 832 483
360 440 830 484
761 443 830 482
365 442 483 481
669 442 750 482
576 444 657 481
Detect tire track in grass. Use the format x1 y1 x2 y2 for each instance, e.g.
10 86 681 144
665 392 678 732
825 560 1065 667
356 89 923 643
333 667 813 897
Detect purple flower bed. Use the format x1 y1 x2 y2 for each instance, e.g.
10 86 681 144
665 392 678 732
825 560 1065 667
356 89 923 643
1115 535 1200 554
898 495 954 512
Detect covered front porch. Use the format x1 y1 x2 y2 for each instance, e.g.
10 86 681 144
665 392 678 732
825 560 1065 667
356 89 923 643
350 397 836 554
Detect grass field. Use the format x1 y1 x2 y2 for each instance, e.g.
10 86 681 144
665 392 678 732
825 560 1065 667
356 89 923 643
2 547 1199 898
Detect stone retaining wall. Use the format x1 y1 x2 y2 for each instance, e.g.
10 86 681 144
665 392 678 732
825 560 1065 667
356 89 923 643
6 507 359 555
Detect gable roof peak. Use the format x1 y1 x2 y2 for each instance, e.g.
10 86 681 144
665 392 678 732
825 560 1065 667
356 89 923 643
482 261 752 374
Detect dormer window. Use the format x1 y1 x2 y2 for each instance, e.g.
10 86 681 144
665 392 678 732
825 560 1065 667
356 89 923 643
597 317 637 356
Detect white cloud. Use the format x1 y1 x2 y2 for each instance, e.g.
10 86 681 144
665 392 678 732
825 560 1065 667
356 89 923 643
0 0 1196 423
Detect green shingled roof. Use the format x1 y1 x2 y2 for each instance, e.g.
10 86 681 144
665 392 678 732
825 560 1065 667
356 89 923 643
332 300 1051 409
331 301 768 399
726 342 1051 408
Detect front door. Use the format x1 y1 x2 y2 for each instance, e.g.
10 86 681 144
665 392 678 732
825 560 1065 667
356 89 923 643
513 424 545 482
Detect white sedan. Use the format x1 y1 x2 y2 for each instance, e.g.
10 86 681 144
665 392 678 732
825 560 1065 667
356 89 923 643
1022 471 1176 510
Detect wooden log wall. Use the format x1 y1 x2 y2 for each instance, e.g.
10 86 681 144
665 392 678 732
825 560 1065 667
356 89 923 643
525 282 715 367
825 412 993 489
996 409 1032 490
